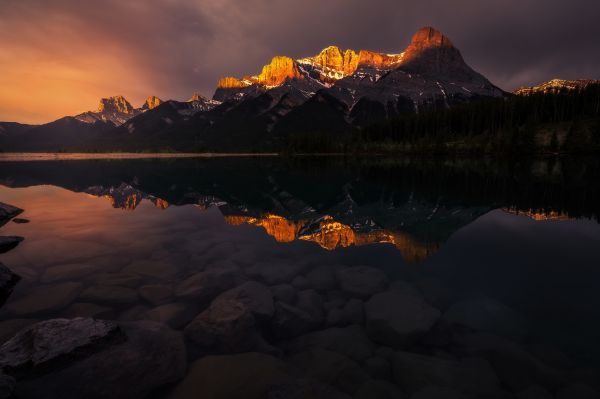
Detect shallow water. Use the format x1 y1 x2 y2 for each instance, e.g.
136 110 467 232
1 156 599 397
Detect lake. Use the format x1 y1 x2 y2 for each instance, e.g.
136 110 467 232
1 156 599 398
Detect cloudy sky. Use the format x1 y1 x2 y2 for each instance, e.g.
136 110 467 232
1 0 599 124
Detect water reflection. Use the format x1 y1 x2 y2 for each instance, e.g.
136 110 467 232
3 156 596 261
0 156 600 398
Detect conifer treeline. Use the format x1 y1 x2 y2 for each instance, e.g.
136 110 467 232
286 83 600 154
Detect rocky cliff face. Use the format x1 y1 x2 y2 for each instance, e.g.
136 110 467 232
98 96 135 114
76 96 142 126
211 26 504 117
142 96 163 111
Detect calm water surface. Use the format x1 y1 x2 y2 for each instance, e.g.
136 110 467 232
0 156 599 398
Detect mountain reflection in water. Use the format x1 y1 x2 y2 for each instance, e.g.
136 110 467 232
2 157 596 262
1 156 600 398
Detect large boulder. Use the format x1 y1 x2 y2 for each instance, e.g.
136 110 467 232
336 266 388 298
365 290 440 347
0 237 24 254
6 319 186 399
0 318 123 377
0 263 20 307
392 351 504 397
169 352 294 399
0 202 23 227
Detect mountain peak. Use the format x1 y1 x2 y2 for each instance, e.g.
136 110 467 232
189 93 208 102
98 96 134 114
408 27 454 51
142 96 163 110
217 77 251 90
401 27 466 74
255 56 303 87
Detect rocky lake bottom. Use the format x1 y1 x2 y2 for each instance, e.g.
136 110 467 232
0 156 600 399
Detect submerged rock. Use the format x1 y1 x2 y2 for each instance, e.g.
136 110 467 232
144 303 196 329
0 263 20 308
287 325 375 362
169 352 293 399
516 385 554 399
556 383 600 399
7 320 186 399
4 282 82 316
272 301 319 339
0 373 15 399
289 348 369 395
64 303 115 320
354 380 405 399
184 295 273 355
410 386 467 399
215 281 274 320
365 290 440 347
392 351 503 396
138 284 173 306
336 266 388 298
80 285 138 305
451 332 564 392
11 218 29 224
0 237 24 254
175 265 243 303
442 297 529 340
41 263 97 284
267 378 351 399
0 202 23 227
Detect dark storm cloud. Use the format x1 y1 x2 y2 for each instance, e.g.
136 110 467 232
1 0 599 123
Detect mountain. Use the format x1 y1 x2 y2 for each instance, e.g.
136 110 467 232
74 95 164 125
0 27 517 152
514 79 600 95
212 27 504 122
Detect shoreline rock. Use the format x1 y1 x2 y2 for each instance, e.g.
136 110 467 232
2 319 186 399
0 237 24 254
0 263 20 308
0 202 23 228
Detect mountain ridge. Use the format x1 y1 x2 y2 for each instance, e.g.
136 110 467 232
2 27 597 153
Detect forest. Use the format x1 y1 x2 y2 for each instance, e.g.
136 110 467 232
285 83 600 155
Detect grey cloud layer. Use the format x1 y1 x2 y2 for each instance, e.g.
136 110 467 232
2 0 599 102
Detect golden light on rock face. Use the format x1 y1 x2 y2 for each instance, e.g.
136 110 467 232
224 214 306 243
144 96 163 110
217 56 304 89
503 207 572 221
152 198 170 210
224 213 439 263
100 193 142 211
217 45 404 89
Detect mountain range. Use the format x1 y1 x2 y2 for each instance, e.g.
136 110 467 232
0 27 596 152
